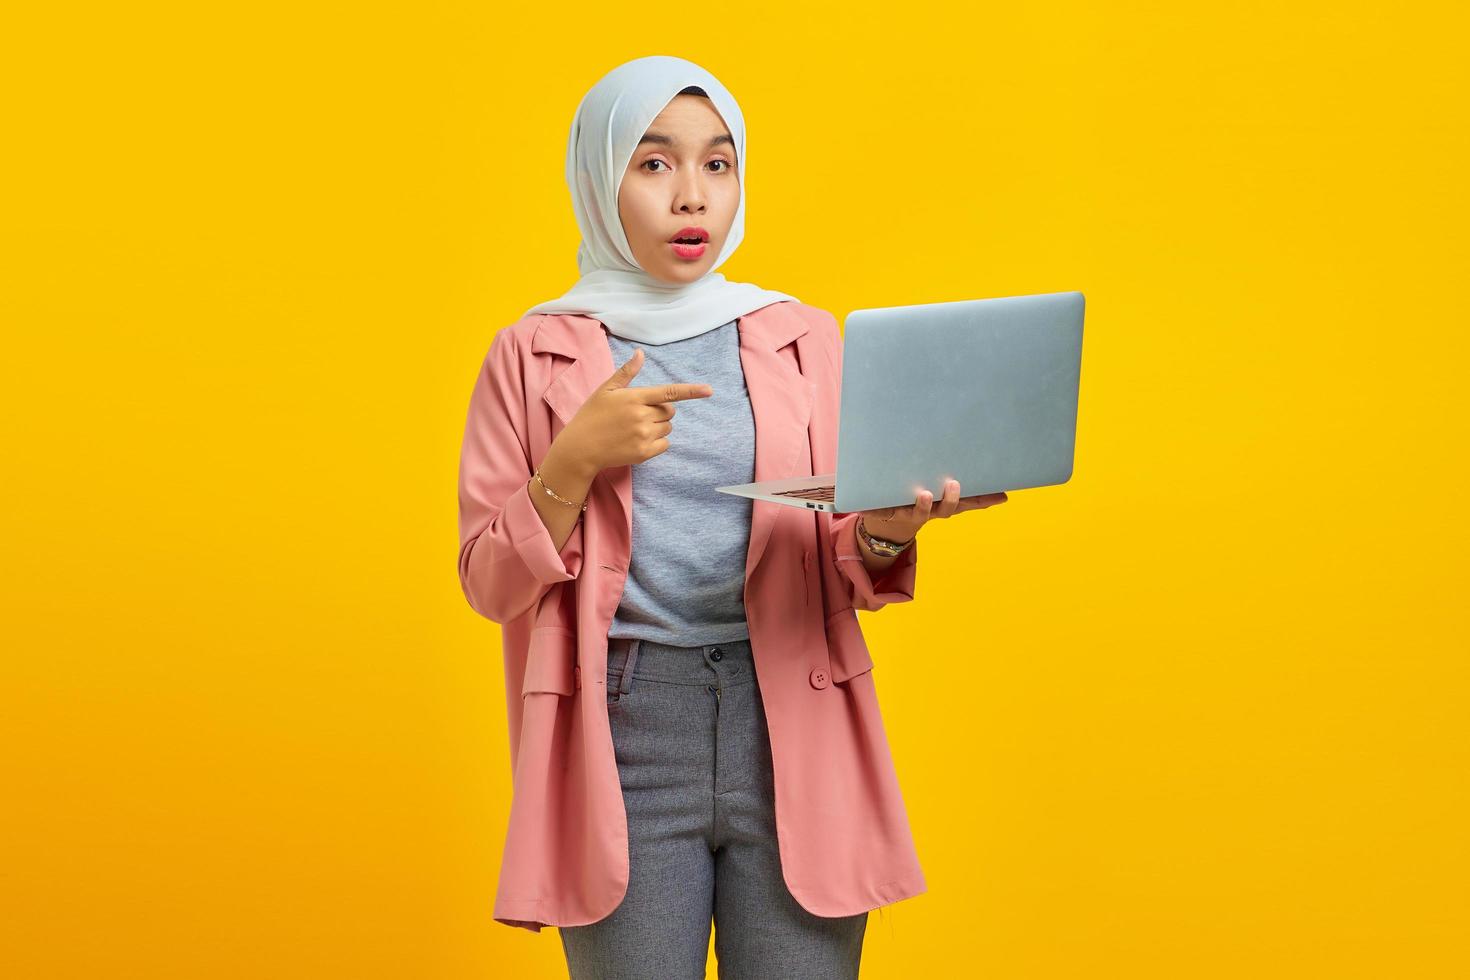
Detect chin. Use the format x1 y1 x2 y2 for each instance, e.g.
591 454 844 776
653 264 705 283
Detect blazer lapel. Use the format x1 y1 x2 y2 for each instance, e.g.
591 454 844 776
530 315 633 570
737 304 815 577
528 303 813 581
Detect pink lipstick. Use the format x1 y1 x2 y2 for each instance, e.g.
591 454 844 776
668 226 709 260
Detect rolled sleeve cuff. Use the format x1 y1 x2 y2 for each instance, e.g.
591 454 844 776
507 479 584 584
833 515 917 611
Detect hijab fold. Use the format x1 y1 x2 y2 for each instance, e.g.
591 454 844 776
523 55 797 346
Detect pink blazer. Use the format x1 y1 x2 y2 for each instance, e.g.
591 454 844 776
457 299 925 932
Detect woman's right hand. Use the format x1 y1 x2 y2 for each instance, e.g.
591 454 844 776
549 348 714 477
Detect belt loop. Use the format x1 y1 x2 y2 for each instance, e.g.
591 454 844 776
618 639 640 695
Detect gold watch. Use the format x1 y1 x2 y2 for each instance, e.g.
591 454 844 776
856 515 913 557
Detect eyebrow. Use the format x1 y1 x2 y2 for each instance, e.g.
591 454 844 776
636 132 735 151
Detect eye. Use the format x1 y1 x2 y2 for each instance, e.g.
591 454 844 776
641 159 736 174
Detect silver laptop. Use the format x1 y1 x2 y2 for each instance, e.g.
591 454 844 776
714 290 1086 514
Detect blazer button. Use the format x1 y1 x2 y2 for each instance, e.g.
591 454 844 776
809 666 829 689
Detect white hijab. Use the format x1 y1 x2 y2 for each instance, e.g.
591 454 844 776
523 55 798 346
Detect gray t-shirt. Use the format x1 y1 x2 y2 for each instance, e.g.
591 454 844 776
602 320 754 645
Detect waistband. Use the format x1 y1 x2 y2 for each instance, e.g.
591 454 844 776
606 635 754 687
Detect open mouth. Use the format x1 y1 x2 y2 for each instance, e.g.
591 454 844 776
668 226 710 246
669 238 708 258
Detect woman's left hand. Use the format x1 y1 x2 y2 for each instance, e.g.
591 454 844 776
858 479 1008 544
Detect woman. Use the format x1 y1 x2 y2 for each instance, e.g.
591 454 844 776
457 55 1007 979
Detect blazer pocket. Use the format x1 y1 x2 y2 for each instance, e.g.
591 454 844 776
824 608 875 684
521 626 578 696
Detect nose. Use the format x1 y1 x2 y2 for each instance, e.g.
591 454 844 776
674 176 706 213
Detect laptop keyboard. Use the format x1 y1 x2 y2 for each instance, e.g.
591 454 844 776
771 484 835 502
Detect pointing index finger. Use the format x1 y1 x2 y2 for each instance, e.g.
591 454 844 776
633 382 714 403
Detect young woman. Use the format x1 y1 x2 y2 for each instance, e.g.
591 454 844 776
457 55 1007 979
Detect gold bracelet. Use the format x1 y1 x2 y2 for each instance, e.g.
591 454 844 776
534 469 588 512
857 515 913 557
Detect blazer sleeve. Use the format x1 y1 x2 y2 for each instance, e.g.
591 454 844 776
457 327 584 624
816 311 918 612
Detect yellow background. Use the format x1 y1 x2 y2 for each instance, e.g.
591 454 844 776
3 2 1466 977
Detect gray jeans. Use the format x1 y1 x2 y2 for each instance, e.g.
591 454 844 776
559 636 868 979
